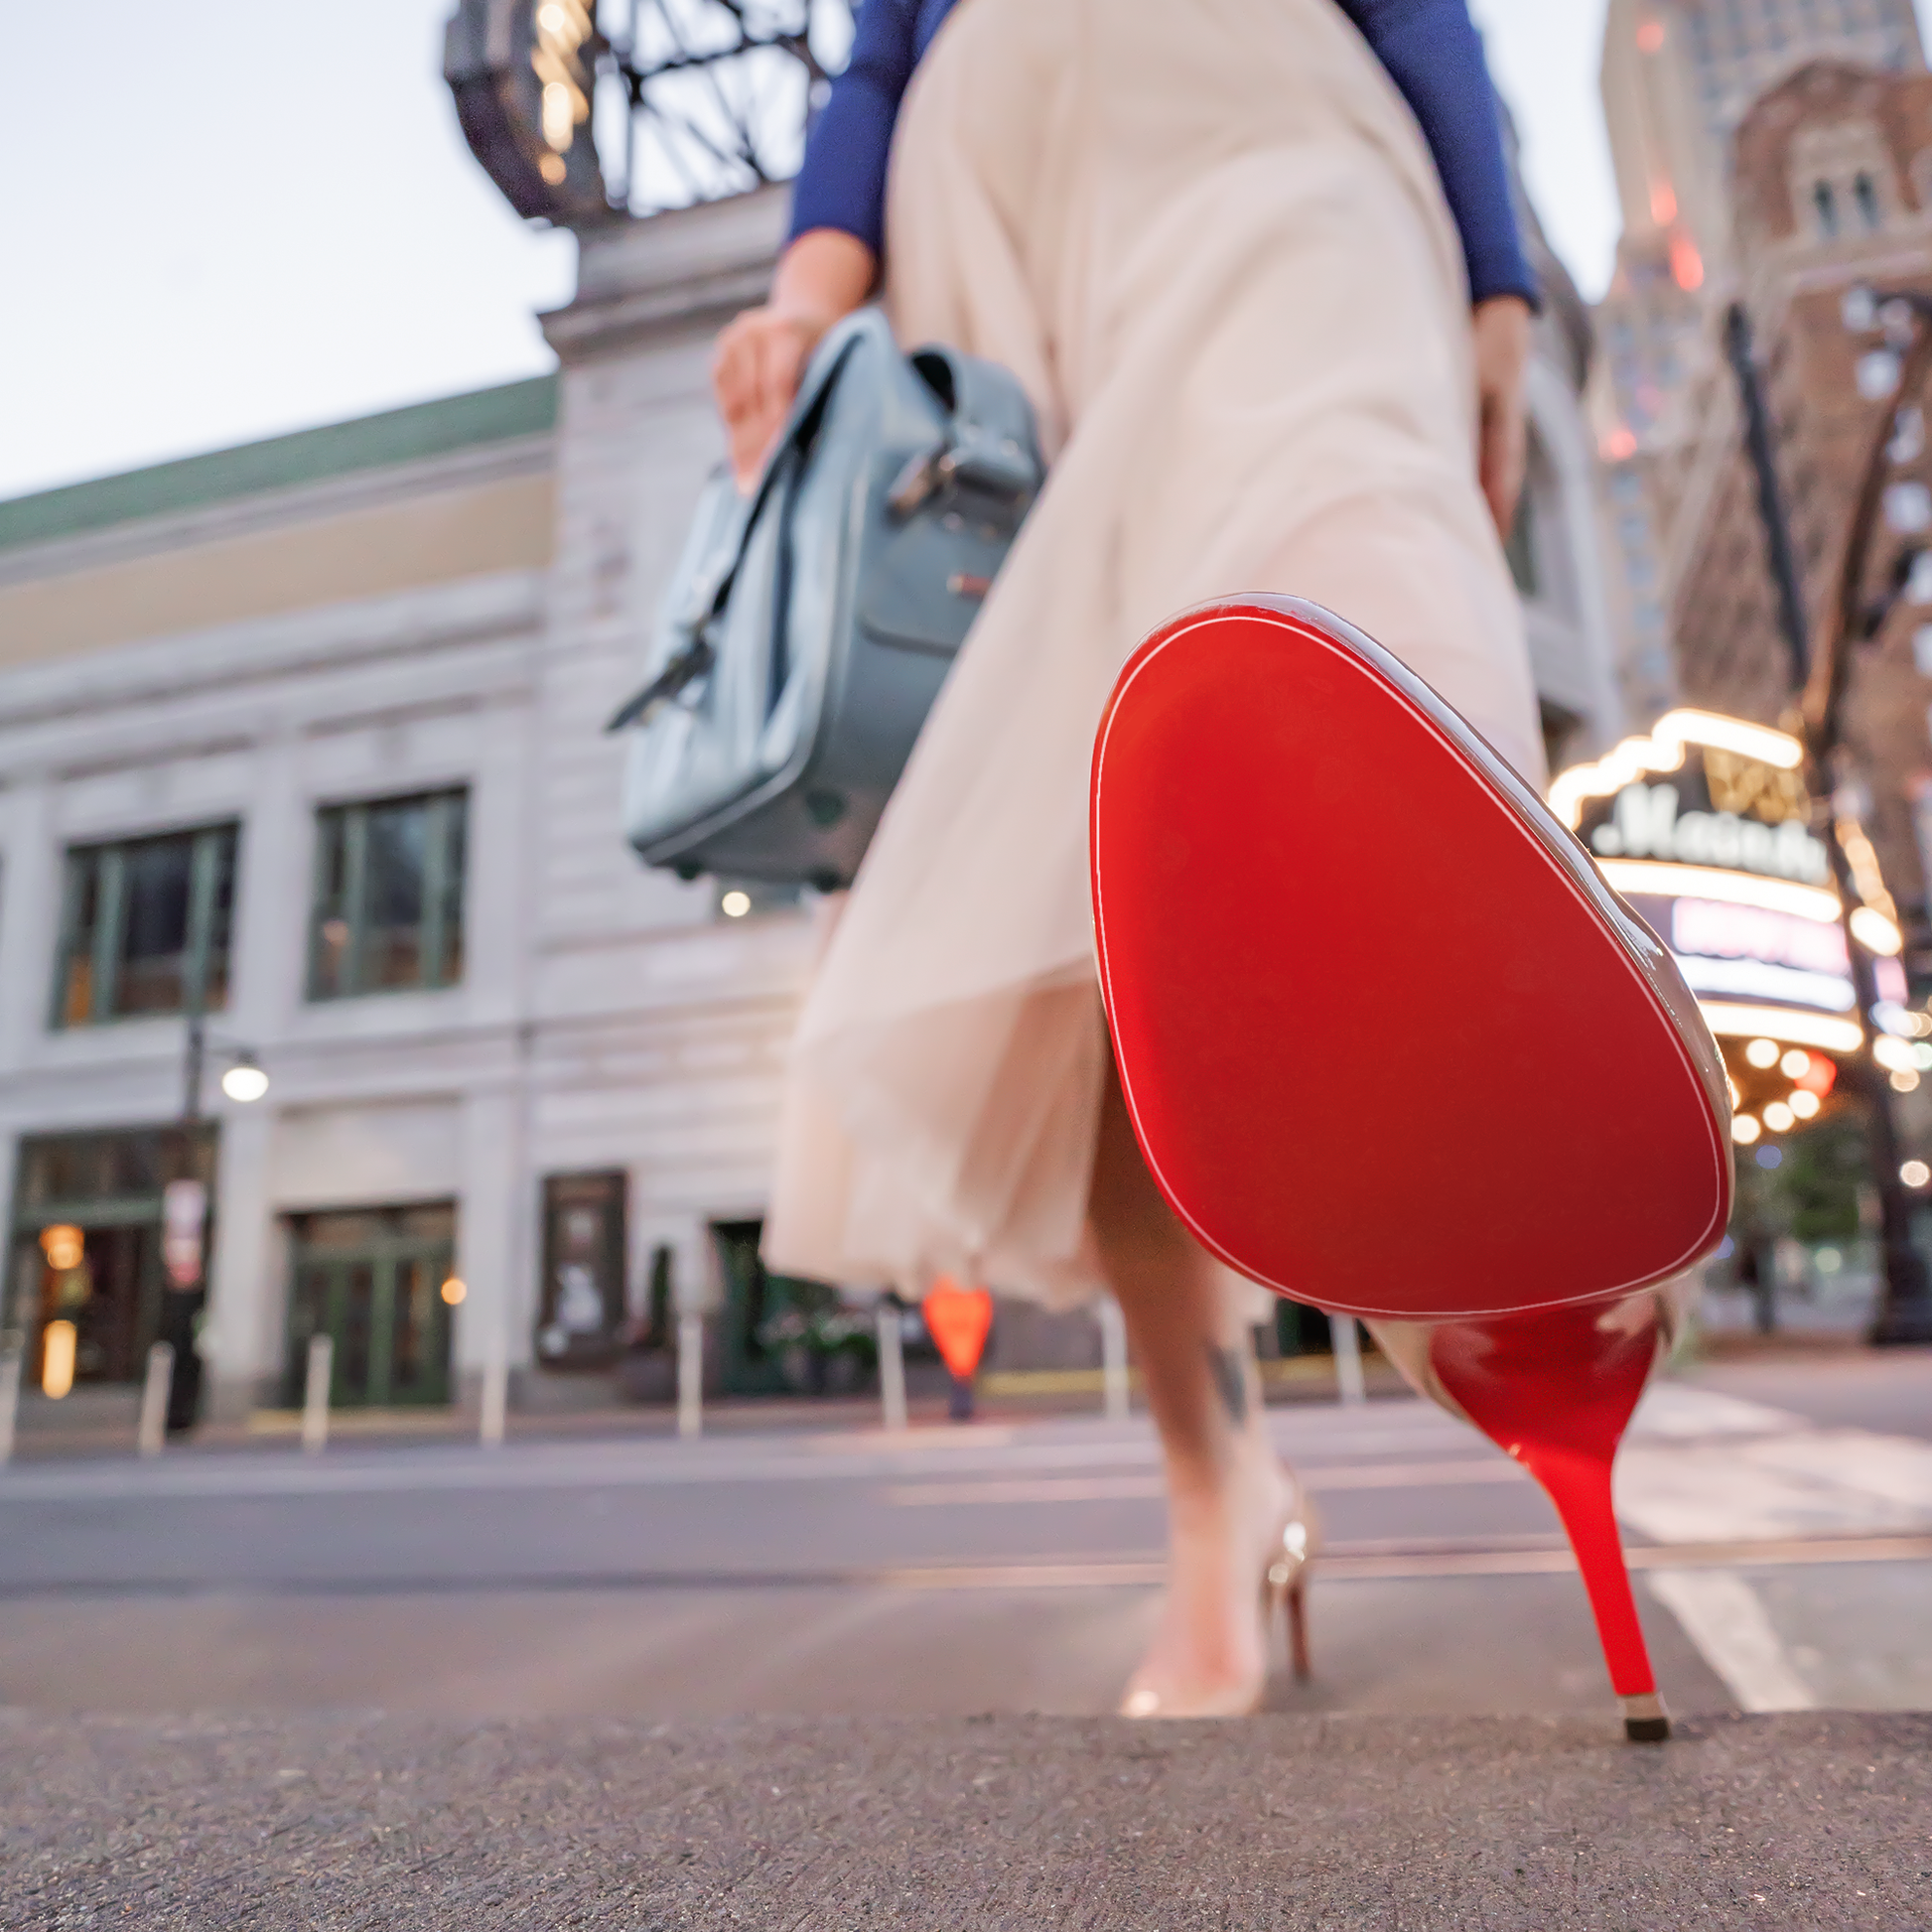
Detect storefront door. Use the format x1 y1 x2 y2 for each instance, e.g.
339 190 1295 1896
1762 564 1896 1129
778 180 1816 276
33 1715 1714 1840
283 1204 457 1407
7 1127 217 1392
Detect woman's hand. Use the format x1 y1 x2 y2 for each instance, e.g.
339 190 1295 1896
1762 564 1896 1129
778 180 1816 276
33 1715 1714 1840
711 229 878 491
1471 295 1532 543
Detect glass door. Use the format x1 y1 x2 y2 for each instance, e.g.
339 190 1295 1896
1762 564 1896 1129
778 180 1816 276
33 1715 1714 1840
284 1204 457 1408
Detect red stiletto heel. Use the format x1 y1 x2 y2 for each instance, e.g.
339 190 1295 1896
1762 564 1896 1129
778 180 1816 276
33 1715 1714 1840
1372 1297 1678 1740
1091 596 1732 1738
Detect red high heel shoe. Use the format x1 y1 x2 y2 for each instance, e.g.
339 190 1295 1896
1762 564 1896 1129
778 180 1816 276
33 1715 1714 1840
1090 596 1731 1740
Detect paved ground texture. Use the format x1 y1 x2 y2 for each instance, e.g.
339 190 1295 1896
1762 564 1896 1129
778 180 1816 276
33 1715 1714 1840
3 1709 1928 1929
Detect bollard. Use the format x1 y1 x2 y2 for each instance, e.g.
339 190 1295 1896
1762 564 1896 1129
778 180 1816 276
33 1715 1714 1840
479 1350 508 1449
301 1333 333 1455
876 1299 907 1433
677 1311 704 1440
1331 1313 1366 1407
138 1341 174 1457
1097 1297 1131 1422
0 1332 22 1465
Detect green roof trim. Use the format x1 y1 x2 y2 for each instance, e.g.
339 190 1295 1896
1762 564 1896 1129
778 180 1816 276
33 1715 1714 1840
0 375 559 553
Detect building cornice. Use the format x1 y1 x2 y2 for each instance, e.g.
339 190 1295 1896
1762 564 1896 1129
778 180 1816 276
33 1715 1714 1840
0 435 554 591
0 571 544 744
541 188 788 365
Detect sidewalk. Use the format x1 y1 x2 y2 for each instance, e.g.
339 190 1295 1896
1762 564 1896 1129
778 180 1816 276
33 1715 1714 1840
3 1708 1923 1927
1 1350 1404 1463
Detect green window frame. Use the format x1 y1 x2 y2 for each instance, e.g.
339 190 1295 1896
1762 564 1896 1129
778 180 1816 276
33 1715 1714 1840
308 788 468 1000
52 823 239 1029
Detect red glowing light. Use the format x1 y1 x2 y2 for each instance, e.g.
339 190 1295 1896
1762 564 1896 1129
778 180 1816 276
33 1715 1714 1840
1636 18 1665 52
1650 179 1678 225
1670 233 1705 292
1795 1055 1837 1098
1602 427 1638 461
922 1277 994 1380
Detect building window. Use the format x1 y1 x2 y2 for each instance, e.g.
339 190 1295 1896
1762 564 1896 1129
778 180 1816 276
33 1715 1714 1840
1814 180 1839 236
1855 171 1881 229
54 824 238 1029
309 789 468 1000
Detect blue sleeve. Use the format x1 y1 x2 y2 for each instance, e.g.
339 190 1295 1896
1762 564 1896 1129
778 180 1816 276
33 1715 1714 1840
786 0 919 257
1337 0 1540 308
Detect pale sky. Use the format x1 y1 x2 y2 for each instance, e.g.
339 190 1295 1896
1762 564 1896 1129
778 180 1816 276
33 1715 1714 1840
0 1 1922 501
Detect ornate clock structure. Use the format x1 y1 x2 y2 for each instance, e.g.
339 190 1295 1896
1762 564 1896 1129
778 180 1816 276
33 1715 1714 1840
445 0 850 226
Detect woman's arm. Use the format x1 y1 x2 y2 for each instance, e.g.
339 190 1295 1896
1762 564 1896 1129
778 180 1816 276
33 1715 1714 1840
712 231 877 488
1340 0 1537 536
786 0 923 258
1337 0 1538 309
710 3 921 486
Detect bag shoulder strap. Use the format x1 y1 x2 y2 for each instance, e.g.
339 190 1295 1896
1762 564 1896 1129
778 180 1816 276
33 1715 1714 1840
606 313 889 734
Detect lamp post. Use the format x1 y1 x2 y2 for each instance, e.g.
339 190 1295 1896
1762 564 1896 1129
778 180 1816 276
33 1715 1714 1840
1724 296 1932 1345
162 969 270 1432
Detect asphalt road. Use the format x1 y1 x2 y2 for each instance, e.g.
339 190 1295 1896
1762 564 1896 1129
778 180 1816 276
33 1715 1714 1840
1 1355 1927 1725
6 1709 1929 1929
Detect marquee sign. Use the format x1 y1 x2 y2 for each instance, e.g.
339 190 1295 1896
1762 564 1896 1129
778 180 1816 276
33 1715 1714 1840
445 0 611 225
1551 711 1905 1055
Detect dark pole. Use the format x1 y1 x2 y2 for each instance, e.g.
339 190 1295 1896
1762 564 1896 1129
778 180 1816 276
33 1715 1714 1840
182 1008 206 1127
1725 304 1812 690
1725 297 1932 1344
164 947 211 1431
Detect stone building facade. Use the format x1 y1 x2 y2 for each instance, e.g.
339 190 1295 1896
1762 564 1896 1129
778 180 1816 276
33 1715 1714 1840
0 185 1633 1429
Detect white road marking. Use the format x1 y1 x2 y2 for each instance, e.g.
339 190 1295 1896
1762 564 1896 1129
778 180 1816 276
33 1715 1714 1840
1625 1384 1801 1439
1645 1570 1817 1712
1614 1445 1932 1543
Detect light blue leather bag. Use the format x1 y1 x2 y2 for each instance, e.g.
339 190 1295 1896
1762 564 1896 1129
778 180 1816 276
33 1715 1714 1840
608 309 1042 890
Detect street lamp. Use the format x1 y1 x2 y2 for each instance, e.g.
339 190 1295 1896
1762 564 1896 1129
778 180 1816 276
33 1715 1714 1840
1724 296 1932 1344
218 1052 269 1105
162 993 270 1436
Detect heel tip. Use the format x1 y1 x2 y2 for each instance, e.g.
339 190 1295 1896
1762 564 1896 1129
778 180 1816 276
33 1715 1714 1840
1624 1716 1670 1743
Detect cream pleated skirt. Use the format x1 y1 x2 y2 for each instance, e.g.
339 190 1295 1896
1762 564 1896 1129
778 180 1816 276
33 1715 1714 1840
762 0 1545 1308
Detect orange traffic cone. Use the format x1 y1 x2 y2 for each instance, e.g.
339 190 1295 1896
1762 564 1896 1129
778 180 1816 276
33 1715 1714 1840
922 1277 993 1421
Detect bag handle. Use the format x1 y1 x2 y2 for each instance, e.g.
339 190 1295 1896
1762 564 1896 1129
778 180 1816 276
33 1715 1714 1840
605 324 871 735
604 636 715 734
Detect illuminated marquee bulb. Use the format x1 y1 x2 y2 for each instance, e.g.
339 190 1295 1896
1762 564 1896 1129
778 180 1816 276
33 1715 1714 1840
1762 1101 1795 1133
41 1319 76 1399
1744 1037 1780 1069
1789 1088 1821 1120
541 80 576 151
1902 1160 1931 1187
1780 1048 1811 1078
531 0 594 155
1731 1114 1762 1146
39 1223 84 1272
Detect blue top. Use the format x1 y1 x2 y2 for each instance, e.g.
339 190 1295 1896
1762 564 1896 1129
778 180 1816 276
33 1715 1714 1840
789 0 1538 308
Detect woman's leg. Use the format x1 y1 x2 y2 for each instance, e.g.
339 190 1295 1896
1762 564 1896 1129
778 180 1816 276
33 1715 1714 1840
1088 1053 1296 1710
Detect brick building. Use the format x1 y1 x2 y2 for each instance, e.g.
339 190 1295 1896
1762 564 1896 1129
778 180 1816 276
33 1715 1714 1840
1589 2 1924 729
1666 61 1932 951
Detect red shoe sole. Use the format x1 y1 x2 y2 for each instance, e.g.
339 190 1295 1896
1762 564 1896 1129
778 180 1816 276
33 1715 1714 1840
1090 597 1731 1320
